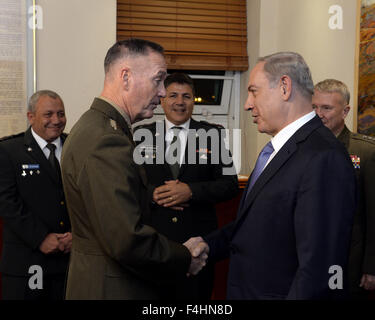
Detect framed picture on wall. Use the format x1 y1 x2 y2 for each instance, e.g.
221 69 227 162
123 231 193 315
0 0 35 138
357 0 375 136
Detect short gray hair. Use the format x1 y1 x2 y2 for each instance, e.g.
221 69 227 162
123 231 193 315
28 90 63 112
258 52 314 99
104 38 164 74
314 79 350 105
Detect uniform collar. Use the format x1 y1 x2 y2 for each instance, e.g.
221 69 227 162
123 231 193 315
98 96 133 134
30 127 62 151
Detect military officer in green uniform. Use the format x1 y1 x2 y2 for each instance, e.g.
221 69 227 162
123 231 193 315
61 39 208 300
313 79 375 298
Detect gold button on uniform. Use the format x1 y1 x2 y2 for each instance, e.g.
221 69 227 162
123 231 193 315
172 217 178 223
60 221 64 227
60 201 65 205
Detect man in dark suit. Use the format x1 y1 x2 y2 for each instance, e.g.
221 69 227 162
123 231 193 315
61 39 207 300
313 79 375 298
186 52 357 299
0 90 71 300
134 73 238 299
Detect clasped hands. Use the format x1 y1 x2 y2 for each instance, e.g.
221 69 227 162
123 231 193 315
183 236 209 276
39 232 72 254
153 179 192 211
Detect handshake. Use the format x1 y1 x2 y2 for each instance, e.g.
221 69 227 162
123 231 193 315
183 236 209 276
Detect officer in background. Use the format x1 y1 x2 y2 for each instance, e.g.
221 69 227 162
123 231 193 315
0 90 71 300
134 73 239 299
313 79 375 298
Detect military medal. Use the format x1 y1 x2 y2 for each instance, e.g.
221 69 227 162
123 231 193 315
350 155 360 169
110 119 117 130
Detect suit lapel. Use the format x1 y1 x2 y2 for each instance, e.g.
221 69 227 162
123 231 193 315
24 127 60 184
236 115 323 224
238 142 297 220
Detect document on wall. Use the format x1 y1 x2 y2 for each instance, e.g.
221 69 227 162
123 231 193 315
0 0 28 138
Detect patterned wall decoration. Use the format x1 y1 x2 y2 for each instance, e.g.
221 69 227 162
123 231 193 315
358 0 375 135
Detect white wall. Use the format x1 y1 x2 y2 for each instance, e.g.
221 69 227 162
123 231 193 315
240 0 358 173
36 0 116 131
34 0 359 173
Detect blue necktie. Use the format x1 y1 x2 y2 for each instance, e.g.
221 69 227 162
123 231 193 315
247 141 274 194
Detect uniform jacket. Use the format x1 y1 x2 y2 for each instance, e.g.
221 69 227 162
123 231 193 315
134 119 239 242
61 98 191 300
205 116 357 300
0 128 70 276
338 125 375 291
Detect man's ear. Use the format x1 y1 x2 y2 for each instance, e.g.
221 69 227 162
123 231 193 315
27 111 34 125
280 75 292 100
121 69 130 90
343 105 351 119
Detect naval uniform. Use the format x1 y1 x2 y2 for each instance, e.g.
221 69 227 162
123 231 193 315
0 128 70 300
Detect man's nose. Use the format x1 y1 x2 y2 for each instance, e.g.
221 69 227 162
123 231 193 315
244 94 254 111
176 95 184 105
314 106 323 118
158 84 166 98
51 114 61 123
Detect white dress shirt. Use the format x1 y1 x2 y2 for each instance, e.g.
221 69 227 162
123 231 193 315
164 117 190 166
265 111 316 168
31 128 63 163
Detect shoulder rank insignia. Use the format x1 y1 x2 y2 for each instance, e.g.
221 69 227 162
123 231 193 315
350 155 360 169
110 119 117 130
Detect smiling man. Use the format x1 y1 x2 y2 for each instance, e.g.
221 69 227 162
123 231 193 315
0 90 71 300
134 73 238 299
61 40 208 300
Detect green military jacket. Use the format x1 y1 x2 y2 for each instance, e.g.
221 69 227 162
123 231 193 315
61 98 191 299
338 126 375 284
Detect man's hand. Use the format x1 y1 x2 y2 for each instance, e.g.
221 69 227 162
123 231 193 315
57 232 72 254
153 180 192 209
360 274 375 291
39 233 62 254
183 236 209 276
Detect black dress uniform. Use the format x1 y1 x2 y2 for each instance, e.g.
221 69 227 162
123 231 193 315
134 118 239 300
338 126 375 298
0 127 70 300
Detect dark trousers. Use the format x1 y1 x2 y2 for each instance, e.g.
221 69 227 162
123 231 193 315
162 262 215 300
1 273 66 300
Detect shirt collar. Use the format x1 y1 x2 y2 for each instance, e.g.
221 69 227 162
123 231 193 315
31 127 62 150
271 111 316 153
164 117 190 132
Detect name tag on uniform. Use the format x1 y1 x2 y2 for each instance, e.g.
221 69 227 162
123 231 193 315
22 164 40 169
21 164 41 177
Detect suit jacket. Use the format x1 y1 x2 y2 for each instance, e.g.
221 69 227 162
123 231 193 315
61 98 191 300
338 126 375 293
0 128 70 276
134 119 239 242
206 116 357 300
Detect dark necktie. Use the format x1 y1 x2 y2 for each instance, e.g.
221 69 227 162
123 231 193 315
166 126 182 179
46 143 61 181
246 141 274 197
